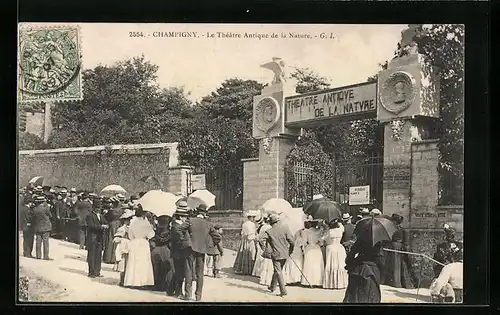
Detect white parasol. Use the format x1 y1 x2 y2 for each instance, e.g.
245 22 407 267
187 189 216 209
100 184 127 196
28 176 44 186
138 190 178 217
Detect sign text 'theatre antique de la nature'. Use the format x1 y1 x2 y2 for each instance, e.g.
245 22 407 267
284 82 377 127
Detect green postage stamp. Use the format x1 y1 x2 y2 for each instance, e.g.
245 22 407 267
18 24 83 102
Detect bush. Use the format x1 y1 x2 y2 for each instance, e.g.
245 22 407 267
19 132 47 150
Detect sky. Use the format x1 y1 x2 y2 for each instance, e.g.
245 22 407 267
22 23 408 102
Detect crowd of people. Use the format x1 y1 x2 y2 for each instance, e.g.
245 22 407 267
231 206 464 303
18 184 224 301
19 184 463 303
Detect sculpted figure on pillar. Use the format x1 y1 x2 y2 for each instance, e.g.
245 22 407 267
261 57 287 84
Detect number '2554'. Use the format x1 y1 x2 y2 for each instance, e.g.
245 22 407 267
129 32 144 37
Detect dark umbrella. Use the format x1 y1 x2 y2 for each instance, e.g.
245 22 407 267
353 216 398 247
303 198 342 222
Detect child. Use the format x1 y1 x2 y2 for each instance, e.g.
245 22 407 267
113 210 133 286
205 225 224 278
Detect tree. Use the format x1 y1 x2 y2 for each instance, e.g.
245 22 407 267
198 78 264 121
414 24 464 205
19 132 46 150
48 56 193 148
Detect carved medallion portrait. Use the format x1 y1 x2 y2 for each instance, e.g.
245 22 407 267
380 71 416 115
255 97 280 133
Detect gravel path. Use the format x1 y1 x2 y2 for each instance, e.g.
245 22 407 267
18 232 431 303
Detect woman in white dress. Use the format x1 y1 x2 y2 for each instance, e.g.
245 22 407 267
233 211 258 275
283 226 306 285
123 205 155 287
323 219 349 289
301 220 325 287
257 218 274 286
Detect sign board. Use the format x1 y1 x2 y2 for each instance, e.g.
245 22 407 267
284 82 377 128
191 174 206 190
349 185 370 205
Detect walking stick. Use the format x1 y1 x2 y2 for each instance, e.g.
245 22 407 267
382 248 446 266
288 253 313 289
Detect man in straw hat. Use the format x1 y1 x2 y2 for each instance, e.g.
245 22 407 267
85 198 109 278
258 213 295 297
169 201 191 299
32 195 53 260
341 213 356 253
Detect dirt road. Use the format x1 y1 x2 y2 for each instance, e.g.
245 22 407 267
18 233 431 303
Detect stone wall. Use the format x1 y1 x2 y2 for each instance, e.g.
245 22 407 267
208 210 244 251
25 112 45 140
19 143 184 196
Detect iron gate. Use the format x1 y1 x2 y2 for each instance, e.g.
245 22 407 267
333 153 384 215
285 162 314 208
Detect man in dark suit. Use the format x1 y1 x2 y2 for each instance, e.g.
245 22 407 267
32 195 53 260
341 213 356 253
181 204 219 301
20 193 34 258
168 201 191 298
259 213 295 297
85 199 108 277
76 193 92 249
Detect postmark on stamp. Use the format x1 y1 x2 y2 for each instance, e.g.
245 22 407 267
18 24 83 103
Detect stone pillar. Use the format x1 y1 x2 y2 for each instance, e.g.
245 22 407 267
166 166 193 196
43 101 53 143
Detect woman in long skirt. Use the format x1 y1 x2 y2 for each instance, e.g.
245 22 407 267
150 215 175 295
233 212 258 275
343 240 384 303
102 202 125 264
323 219 348 289
301 220 325 287
252 214 267 277
381 214 416 288
257 218 274 286
123 205 155 288
283 227 306 285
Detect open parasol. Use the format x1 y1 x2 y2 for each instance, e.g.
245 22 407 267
28 176 44 186
100 184 127 197
303 198 342 222
260 198 293 215
138 190 178 217
353 215 398 247
187 189 216 209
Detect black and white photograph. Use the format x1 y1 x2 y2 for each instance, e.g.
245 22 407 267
17 23 466 304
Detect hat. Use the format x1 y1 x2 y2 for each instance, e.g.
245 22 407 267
342 213 352 220
214 224 222 230
120 209 135 220
197 204 208 212
70 188 77 193
391 213 404 224
60 188 68 194
116 193 125 200
34 195 46 202
130 195 139 201
246 210 258 217
359 208 370 215
175 200 189 216
49 188 55 193
81 192 89 199
121 203 131 209
370 208 381 216
35 186 43 191
269 213 280 224
89 193 98 198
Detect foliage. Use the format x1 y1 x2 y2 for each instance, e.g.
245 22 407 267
48 55 193 148
19 132 47 150
414 24 464 205
291 67 331 94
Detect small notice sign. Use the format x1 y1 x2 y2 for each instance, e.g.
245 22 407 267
191 174 206 190
349 185 370 205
